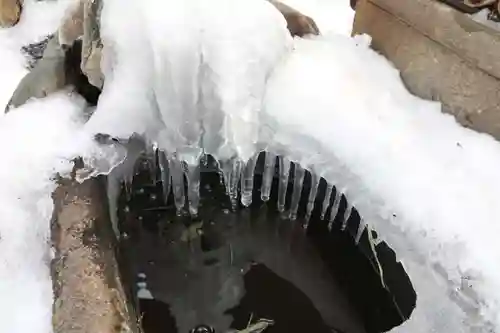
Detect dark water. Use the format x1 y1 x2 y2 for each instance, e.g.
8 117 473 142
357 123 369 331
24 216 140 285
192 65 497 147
227 263 340 332
116 154 416 333
138 262 342 333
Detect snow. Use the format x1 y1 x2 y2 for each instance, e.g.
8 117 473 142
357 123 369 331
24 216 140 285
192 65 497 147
0 92 94 333
0 0 76 107
1 0 500 333
89 0 292 158
0 2 95 333
264 32 500 332
469 8 500 31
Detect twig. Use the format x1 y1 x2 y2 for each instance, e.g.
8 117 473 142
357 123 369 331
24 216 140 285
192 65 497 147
226 318 274 333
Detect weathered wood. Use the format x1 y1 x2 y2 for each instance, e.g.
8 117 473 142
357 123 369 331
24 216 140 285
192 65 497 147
51 171 140 333
353 0 500 140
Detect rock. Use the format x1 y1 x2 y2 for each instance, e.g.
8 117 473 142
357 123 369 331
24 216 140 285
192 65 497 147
0 0 22 28
6 35 66 112
51 170 141 333
58 0 104 89
21 35 54 70
81 0 104 89
352 0 500 140
269 0 320 37
58 0 84 47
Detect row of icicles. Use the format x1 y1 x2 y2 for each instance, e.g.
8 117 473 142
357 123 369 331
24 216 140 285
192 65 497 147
108 147 367 245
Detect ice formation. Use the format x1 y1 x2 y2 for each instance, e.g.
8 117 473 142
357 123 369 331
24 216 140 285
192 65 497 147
1 0 500 333
90 1 500 331
86 0 293 215
80 0 500 332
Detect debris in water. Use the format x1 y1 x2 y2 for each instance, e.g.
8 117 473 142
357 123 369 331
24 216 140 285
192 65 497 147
228 317 274 333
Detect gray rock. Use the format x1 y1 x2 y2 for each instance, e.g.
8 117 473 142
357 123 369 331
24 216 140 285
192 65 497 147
5 35 66 112
81 0 104 89
58 0 104 90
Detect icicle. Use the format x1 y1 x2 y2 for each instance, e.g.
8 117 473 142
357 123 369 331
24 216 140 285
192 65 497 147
341 202 353 231
151 143 159 173
178 147 203 216
290 163 305 220
220 158 243 210
241 156 257 207
328 189 343 231
261 152 276 202
169 154 185 215
305 172 319 221
277 156 290 213
144 144 157 183
229 159 243 209
320 183 333 220
158 150 171 204
104 136 146 205
107 175 121 239
220 159 233 197
185 161 200 216
121 168 134 202
355 219 366 244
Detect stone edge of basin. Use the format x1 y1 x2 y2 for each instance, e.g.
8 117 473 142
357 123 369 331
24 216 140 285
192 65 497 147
362 0 500 80
353 0 500 140
50 168 141 333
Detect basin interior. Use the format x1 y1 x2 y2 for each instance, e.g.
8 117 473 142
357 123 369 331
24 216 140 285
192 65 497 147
115 153 416 333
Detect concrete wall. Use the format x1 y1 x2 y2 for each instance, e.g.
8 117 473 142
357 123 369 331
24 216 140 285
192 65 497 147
352 0 500 140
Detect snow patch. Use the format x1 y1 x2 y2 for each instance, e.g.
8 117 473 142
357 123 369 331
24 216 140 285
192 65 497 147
265 34 500 333
0 0 78 110
0 93 92 333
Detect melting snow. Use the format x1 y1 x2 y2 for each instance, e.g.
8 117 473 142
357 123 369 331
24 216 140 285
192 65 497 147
1 0 500 333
